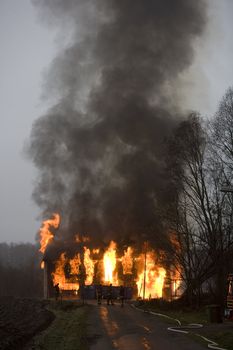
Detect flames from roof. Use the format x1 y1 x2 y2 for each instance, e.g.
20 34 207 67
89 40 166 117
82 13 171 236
39 213 60 253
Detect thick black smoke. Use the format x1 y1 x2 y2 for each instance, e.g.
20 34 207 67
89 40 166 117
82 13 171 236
29 0 206 249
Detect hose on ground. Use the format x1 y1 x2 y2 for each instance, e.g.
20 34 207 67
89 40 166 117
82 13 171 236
132 304 228 350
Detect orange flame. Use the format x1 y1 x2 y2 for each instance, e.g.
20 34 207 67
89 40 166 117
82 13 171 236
40 213 180 299
171 269 182 297
103 241 118 285
52 252 80 291
121 246 133 274
136 251 166 299
169 231 182 254
75 234 90 243
84 247 95 285
39 213 60 254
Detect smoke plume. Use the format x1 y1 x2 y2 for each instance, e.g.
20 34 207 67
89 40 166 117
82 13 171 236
29 0 206 249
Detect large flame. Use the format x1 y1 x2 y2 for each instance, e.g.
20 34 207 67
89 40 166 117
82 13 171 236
103 241 118 285
121 246 133 274
84 247 95 285
136 251 166 299
39 213 60 254
49 245 176 298
38 215 182 299
52 252 80 291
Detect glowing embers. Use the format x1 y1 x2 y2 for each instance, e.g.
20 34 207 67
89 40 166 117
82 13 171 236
39 213 60 254
136 250 166 299
103 241 118 285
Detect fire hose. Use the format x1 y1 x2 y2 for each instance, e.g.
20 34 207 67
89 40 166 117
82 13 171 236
131 304 228 350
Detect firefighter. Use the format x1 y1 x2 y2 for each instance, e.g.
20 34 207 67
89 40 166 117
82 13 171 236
54 283 60 301
107 283 114 305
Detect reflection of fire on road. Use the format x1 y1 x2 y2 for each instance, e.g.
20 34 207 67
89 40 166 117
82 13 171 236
39 213 182 299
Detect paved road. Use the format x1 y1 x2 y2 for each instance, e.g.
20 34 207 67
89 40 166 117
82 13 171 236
87 302 207 350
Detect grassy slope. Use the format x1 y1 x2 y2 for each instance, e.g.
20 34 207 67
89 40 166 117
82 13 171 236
28 301 89 350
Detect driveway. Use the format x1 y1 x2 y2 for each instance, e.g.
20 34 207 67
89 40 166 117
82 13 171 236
87 301 207 350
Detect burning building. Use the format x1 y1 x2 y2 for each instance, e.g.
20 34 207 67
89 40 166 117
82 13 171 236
40 214 181 300
29 1 206 300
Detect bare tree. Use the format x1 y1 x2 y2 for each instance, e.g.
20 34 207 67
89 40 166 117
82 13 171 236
211 87 233 174
210 86 233 282
165 112 232 306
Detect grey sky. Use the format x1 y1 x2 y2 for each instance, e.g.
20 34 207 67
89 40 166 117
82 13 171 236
0 0 56 243
179 0 233 116
0 0 233 243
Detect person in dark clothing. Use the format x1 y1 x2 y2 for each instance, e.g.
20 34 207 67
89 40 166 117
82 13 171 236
119 285 125 307
54 283 60 301
107 283 114 305
96 284 103 305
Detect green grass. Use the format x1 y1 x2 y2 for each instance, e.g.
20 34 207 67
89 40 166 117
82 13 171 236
30 300 89 350
194 329 233 350
211 331 233 350
136 300 209 325
153 308 208 325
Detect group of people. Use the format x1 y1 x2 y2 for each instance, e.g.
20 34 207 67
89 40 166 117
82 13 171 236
96 284 125 307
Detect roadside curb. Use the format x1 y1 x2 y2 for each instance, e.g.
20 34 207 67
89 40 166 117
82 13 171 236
131 304 228 350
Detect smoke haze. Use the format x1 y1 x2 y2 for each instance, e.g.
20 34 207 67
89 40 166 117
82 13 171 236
29 0 206 250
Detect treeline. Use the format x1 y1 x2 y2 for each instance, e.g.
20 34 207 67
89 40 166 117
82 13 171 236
0 243 43 297
164 87 233 307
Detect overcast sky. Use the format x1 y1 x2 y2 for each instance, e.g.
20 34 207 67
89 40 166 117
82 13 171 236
0 0 233 244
